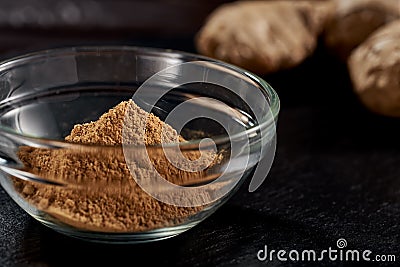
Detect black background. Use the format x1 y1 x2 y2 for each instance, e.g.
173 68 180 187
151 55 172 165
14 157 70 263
0 1 399 266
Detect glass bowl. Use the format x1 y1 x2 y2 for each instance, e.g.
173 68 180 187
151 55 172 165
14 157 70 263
0 46 280 244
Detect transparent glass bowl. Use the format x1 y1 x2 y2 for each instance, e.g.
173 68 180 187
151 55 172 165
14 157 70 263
0 46 280 244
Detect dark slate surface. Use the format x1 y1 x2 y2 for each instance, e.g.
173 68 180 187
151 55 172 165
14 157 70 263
0 37 399 267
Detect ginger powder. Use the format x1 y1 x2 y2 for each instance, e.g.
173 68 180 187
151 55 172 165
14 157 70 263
14 100 220 232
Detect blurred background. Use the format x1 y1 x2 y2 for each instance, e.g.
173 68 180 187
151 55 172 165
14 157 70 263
0 0 233 58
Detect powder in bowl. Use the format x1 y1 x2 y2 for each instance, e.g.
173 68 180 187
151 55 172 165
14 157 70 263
13 99 222 232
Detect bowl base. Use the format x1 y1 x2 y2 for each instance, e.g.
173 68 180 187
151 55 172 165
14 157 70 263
36 215 198 244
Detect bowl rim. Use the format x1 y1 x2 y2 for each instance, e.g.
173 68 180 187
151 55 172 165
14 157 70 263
0 45 280 149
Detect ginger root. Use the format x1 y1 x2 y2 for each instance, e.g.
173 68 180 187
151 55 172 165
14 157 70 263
195 0 333 75
324 0 400 61
348 20 400 117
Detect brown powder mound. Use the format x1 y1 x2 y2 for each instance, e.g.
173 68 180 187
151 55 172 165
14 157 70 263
14 99 222 232
65 100 182 145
